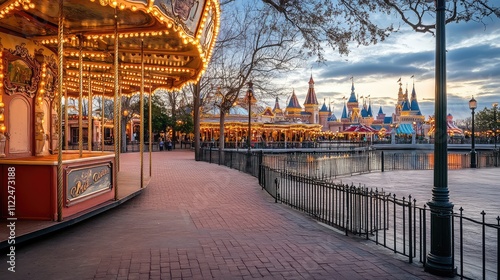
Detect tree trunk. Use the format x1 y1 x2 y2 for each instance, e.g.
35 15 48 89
193 82 201 161
219 113 225 162
171 98 176 150
121 118 127 153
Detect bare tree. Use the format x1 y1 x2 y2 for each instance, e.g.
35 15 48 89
220 0 498 60
205 1 304 157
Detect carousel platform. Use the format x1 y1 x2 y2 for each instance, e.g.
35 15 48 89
0 152 151 250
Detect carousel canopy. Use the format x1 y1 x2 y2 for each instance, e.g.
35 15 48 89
343 124 378 134
396 123 414 135
0 0 220 96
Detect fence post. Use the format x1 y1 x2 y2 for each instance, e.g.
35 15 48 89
275 177 279 203
482 210 486 279
381 151 385 172
423 204 427 267
345 185 349 236
258 150 263 185
496 216 499 280
409 195 413 264
460 207 463 278
209 146 212 163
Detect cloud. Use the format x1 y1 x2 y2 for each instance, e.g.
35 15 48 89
266 14 500 122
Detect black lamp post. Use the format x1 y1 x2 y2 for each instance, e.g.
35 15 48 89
493 102 498 150
469 96 477 168
425 0 454 277
247 81 254 154
493 102 498 167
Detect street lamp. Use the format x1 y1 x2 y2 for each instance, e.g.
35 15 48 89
493 102 498 167
246 81 254 154
469 96 477 168
493 102 498 150
425 0 454 276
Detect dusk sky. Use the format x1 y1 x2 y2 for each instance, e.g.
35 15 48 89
270 13 500 121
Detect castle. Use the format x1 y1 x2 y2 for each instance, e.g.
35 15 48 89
276 75 425 135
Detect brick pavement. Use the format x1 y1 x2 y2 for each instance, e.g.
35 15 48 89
0 150 448 279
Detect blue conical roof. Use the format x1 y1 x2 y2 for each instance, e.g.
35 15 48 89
367 103 373 117
327 114 337 121
319 99 329 112
348 80 357 103
341 103 348 119
378 106 384 115
410 84 422 114
287 90 301 109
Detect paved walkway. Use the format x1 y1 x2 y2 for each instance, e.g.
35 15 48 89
1 150 449 279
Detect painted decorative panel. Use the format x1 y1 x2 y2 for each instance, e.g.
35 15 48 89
8 97 30 153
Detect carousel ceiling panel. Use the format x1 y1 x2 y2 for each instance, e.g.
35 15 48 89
0 0 220 91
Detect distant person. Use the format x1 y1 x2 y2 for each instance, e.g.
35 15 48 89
167 140 173 151
159 140 164 151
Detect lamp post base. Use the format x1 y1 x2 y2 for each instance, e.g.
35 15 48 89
425 199 455 277
470 150 477 168
425 254 455 277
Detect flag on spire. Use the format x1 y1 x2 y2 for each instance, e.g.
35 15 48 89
410 75 414 79
397 77 401 83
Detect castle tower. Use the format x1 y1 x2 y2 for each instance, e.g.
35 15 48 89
285 89 302 120
303 75 319 124
377 106 386 121
272 97 284 120
319 99 330 131
395 81 404 122
347 79 360 123
410 82 423 116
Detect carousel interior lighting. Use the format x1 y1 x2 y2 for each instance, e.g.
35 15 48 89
5 0 220 100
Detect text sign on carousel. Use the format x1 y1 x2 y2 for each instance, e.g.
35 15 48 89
66 163 113 204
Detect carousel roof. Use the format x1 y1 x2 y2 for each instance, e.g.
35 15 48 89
343 124 378 134
0 0 220 96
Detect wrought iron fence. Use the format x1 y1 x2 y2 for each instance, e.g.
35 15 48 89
200 149 500 179
260 167 500 280
199 148 500 279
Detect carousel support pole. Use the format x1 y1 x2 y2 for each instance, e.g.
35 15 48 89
78 34 83 157
88 69 93 152
148 72 152 177
101 77 105 152
140 40 144 189
118 85 122 164
57 0 64 222
64 88 68 150
113 8 120 200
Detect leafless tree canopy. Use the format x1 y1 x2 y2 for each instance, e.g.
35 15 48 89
220 0 500 60
208 1 304 115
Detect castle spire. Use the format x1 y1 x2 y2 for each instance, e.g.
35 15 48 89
348 78 357 103
287 89 301 109
273 97 281 111
410 83 422 115
304 75 319 105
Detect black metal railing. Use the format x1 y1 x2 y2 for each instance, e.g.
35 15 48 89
200 149 500 179
199 148 500 279
259 167 499 280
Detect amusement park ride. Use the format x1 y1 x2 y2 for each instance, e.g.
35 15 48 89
0 0 220 221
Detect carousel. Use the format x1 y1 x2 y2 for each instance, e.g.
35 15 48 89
0 0 220 222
